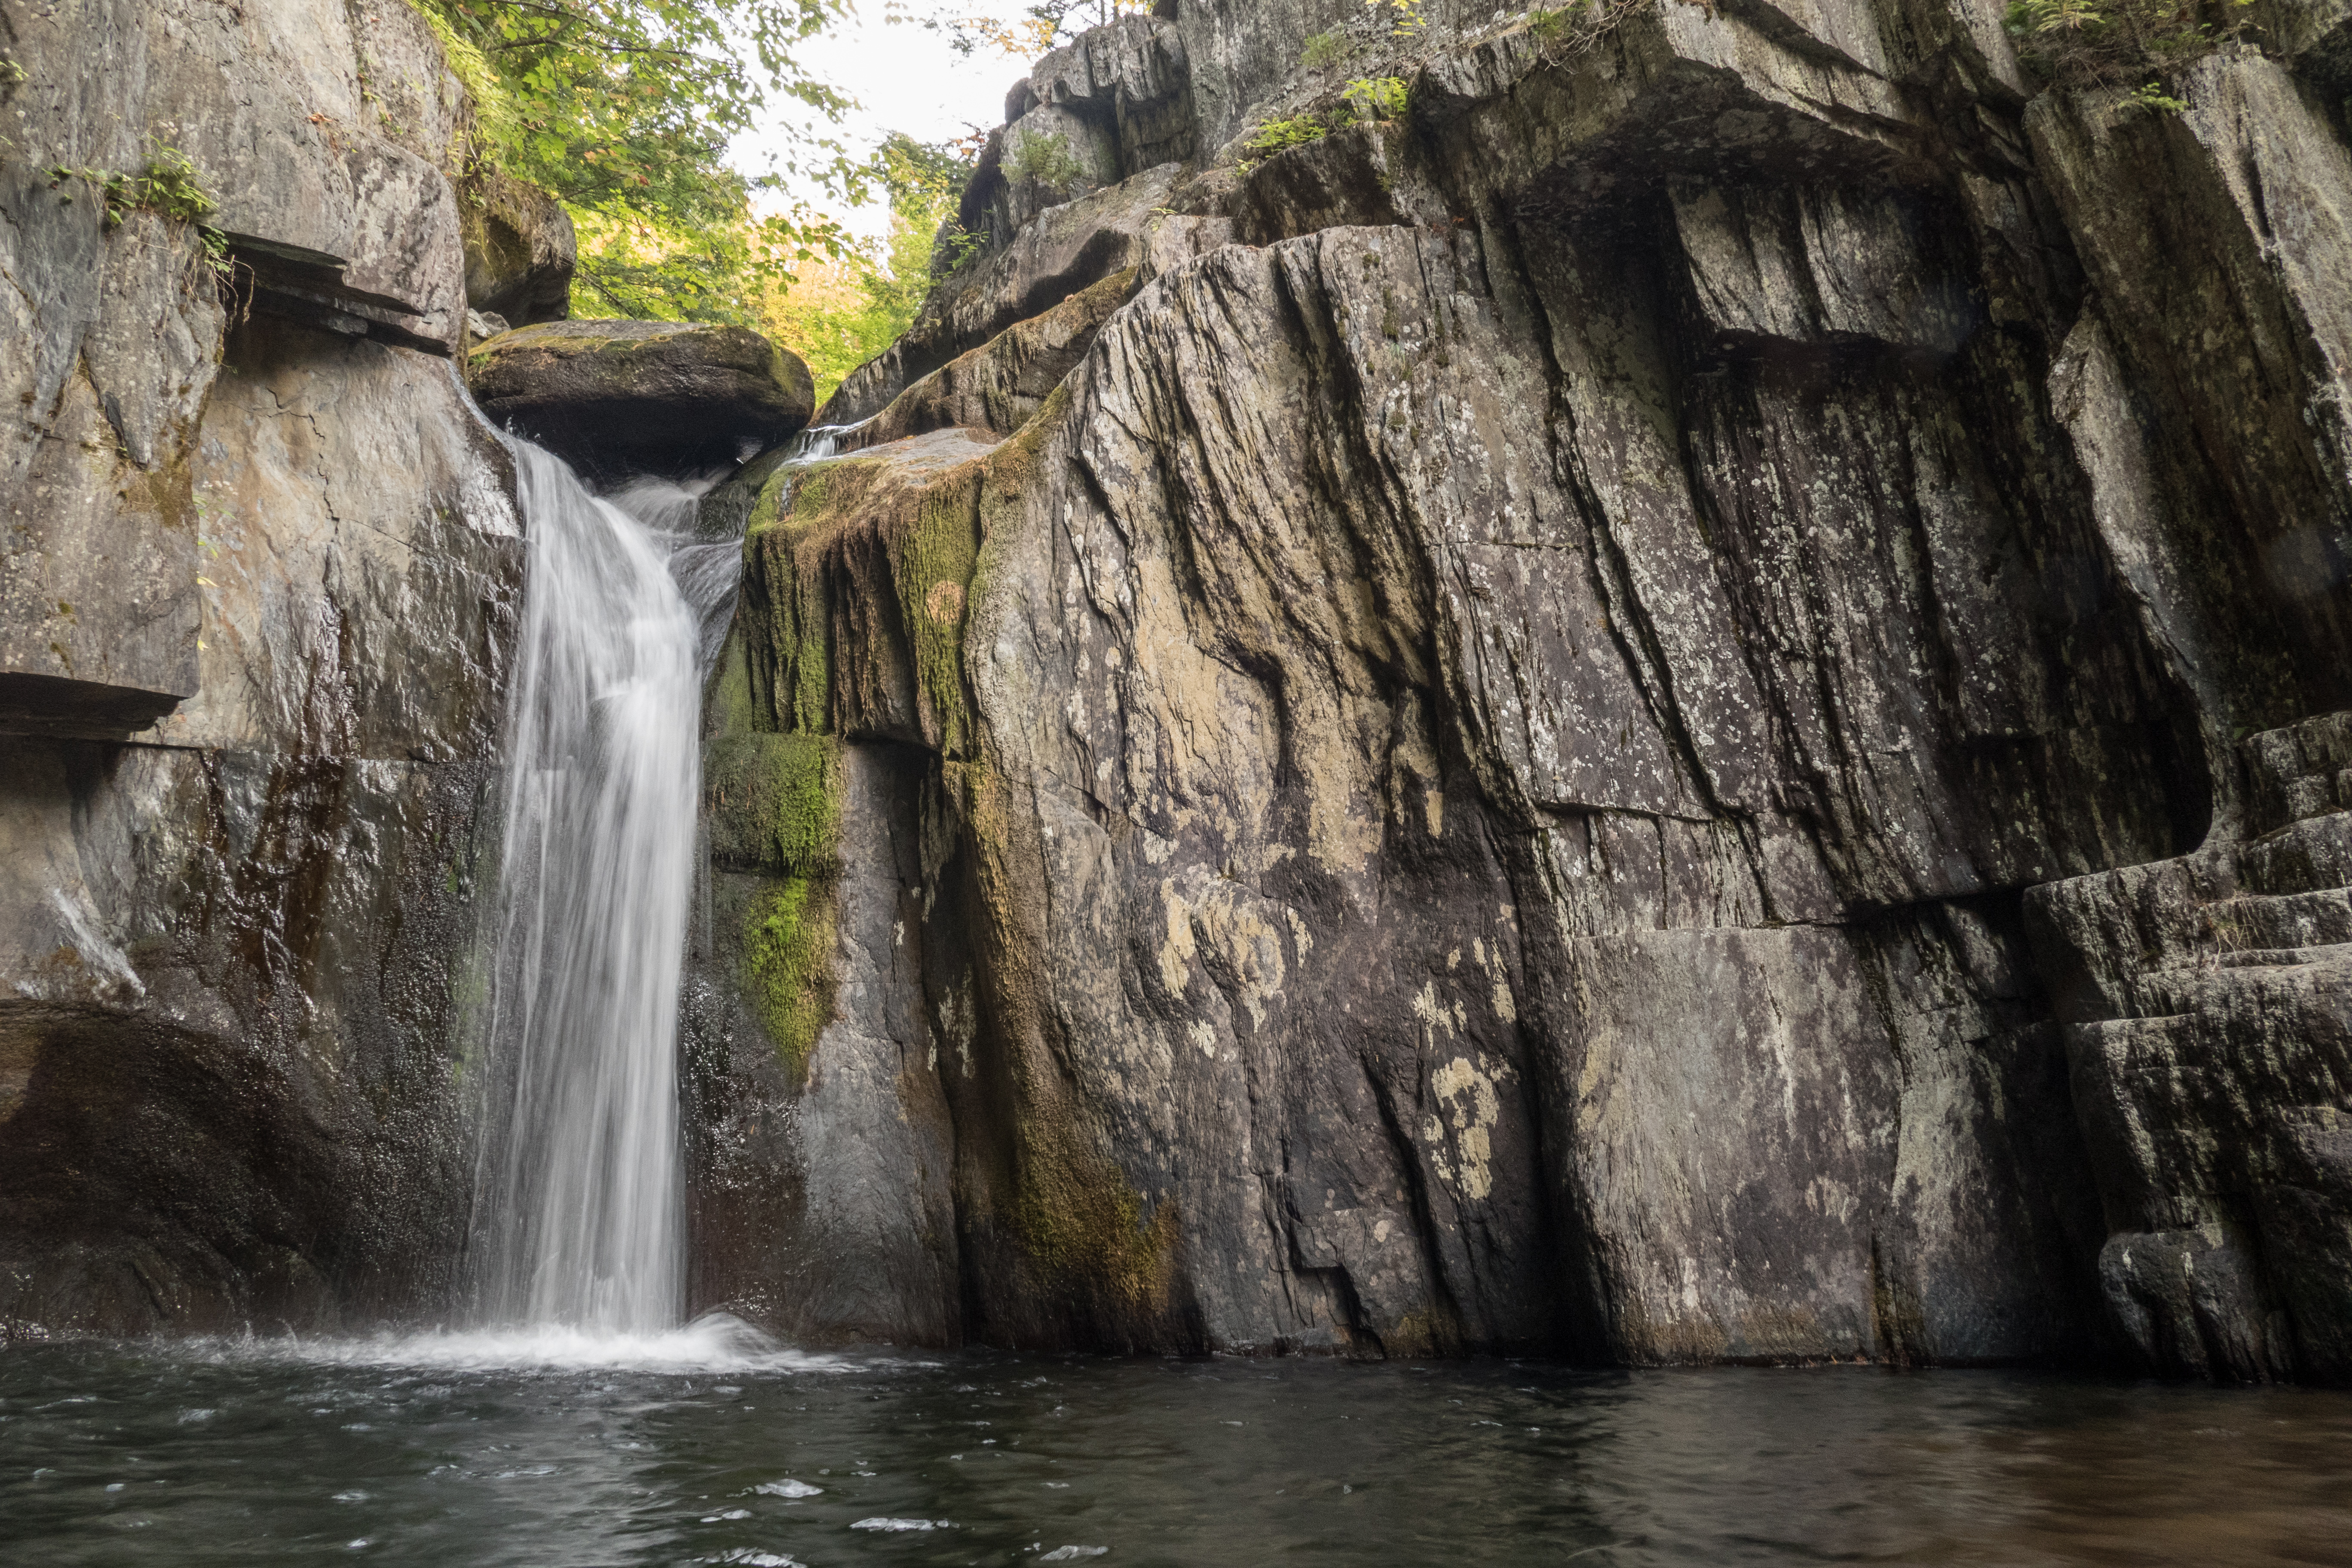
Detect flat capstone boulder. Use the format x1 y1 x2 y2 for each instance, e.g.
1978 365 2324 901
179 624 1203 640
468 319 816 480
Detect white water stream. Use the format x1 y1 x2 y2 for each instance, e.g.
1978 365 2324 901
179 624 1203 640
466 441 704 1334
462 430 848 1347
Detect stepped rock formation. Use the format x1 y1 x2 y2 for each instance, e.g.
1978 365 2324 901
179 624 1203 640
0 1 527 1332
688 0 2352 1377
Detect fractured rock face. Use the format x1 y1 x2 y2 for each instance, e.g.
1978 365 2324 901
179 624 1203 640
0 2 525 1336
471 320 818 481
686 1 2352 1379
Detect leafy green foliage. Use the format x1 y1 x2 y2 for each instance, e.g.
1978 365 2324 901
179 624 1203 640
46 140 231 276
1301 30 1348 70
1238 76 1410 172
411 0 864 323
2001 0 2254 101
917 0 1150 59
1341 76 1409 122
1004 129 1092 190
1243 115 1332 157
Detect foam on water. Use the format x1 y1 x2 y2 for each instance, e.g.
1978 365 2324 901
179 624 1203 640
185 1314 852 1374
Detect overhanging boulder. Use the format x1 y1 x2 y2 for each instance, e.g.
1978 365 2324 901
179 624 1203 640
469 319 816 480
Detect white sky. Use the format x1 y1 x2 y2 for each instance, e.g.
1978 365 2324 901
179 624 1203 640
735 3 1044 242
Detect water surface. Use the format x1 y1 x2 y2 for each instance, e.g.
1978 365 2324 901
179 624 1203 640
3 1333 2348 1566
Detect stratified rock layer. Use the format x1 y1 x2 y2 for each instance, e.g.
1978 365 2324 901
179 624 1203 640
0 1 525 1333
691 1 2352 1378
471 320 818 481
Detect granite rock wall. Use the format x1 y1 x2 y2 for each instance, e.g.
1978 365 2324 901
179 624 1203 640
695 0 2352 1378
0 0 529 1335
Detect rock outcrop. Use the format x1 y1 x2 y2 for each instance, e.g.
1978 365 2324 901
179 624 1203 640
459 170 576 330
0 1 529 1334
471 320 818 480
688 0 2352 1379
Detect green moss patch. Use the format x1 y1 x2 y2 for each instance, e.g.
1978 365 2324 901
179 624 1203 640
1012 1124 1182 1313
704 732 842 876
895 474 983 757
742 876 840 1076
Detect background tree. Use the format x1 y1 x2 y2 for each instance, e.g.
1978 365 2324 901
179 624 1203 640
918 0 1152 59
413 0 866 322
759 131 980 400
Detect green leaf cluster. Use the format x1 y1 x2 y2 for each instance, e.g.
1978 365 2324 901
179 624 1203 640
1239 77 1411 171
1341 75 1409 122
410 0 864 323
46 138 232 276
2001 0 2254 104
1004 129 1092 191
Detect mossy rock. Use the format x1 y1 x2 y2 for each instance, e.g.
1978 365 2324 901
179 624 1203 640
704 732 843 877
469 318 815 480
741 874 839 1077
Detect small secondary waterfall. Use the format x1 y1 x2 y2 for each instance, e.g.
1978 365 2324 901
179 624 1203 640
466 442 703 1334
463 430 847 1338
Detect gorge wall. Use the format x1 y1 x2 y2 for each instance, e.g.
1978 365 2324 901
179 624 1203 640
0 0 564 1332
686 0 2352 1379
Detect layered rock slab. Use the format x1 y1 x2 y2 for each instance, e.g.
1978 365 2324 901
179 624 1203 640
470 320 817 481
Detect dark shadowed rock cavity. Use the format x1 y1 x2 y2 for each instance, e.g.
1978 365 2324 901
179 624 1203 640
459 170 576 328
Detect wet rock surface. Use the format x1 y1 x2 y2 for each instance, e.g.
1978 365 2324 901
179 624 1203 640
470 320 818 481
0 3 525 1334
689 1 2352 1378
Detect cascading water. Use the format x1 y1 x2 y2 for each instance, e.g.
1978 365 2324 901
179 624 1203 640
462 429 849 1341
465 441 703 1335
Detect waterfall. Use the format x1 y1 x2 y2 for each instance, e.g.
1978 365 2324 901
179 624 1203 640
465 441 703 1334
461 429 848 1338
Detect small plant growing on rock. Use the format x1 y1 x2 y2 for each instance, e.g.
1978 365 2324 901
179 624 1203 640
1246 114 1333 153
2002 0 2253 105
1239 76 1410 172
1004 129 1092 192
1368 0 1427 37
1342 75 1410 122
1302 30 1348 70
1529 0 1655 59
46 138 232 277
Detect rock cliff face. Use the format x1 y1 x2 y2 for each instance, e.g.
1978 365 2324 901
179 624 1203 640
0 1 525 1333
692 0 2352 1377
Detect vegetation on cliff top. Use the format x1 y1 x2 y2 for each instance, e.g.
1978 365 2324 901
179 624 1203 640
410 0 879 322
920 0 1151 58
759 132 977 401
2003 0 2255 107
